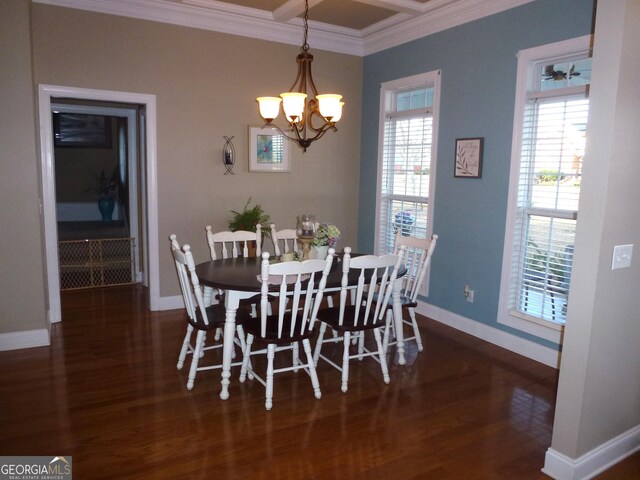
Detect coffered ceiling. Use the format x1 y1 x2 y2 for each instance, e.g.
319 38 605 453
35 0 534 55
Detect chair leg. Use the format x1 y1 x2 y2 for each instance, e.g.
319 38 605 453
265 344 276 410
292 342 300 372
239 334 254 383
357 332 365 360
374 328 390 384
214 327 222 341
382 310 393 353
177 324 194 370
303 339 321 400
408 307 423 352
187 330 205 390
313 323 327 366
200 332 207 358
341 332 351 393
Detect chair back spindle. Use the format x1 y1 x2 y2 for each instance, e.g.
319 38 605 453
339 246 406 329
270 224 299 256
394 232 437 302
206 225 262 260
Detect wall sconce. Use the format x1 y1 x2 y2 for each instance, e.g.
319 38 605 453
223 136 235 175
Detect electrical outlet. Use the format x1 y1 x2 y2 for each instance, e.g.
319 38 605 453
464 285 474 303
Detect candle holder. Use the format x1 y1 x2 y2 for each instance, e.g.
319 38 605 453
296 214 316 260
223 136 235 175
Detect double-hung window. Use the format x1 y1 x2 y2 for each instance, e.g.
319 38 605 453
376 72 440 261
499 36 591 342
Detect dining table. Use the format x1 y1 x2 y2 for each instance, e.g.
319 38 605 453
195 254 408 400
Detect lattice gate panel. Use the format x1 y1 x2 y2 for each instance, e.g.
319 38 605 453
59 238 135 290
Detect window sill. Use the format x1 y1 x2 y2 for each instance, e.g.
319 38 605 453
499 309 564 344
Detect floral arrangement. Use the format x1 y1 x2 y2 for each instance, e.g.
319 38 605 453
313 223 340 248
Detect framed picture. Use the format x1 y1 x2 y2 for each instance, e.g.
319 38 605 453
248 126 290 172
454 137 483 178
53 112 112 148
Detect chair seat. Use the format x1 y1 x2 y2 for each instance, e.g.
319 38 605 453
319 305 386 332
243 313 315 345
189 303 250 331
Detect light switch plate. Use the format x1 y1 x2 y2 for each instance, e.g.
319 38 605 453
612 244 633 270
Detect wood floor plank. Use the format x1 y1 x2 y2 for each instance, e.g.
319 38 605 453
0 285 635 478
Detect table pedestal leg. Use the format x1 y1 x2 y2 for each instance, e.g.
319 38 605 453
392 279 405 365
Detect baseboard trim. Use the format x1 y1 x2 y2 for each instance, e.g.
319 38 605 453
542 425 640 479
0 329 50 351
153 295 184 311
416 302 561 368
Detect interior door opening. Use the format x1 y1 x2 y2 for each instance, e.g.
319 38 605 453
51 101 144 291
38 85 159 324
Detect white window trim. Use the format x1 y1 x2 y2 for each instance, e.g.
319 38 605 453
497 35 591 343
374 70 440 257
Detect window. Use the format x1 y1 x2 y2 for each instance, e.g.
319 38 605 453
499 36 591 342
375 72 440 260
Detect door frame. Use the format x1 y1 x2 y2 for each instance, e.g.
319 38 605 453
51 102 142 283
38 85 159 323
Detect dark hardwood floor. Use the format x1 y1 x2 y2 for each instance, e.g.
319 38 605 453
0 285 637 479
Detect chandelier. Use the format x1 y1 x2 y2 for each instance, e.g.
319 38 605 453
256 0 343 152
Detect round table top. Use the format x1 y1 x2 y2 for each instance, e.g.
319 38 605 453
195 255 351 293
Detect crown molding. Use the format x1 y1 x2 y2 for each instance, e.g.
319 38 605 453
33 0 534 57
362 0 536 55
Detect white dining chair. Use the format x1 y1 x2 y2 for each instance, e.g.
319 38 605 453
382 232 437 354
170 234 250 390
206 225 263 260
313 246 406 393
269 224 299 256
206 225 264 319
239 249 335 410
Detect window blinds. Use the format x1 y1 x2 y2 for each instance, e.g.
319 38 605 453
379 111 432 254
510 93 588 323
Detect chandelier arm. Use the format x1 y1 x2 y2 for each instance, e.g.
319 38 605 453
306 107 334 134
262 122 302 144
288 56 306 93
262 120 335 152
305 62 320 98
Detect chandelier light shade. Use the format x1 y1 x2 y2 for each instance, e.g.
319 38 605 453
256 0 343 152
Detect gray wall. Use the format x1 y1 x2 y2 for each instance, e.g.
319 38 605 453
0 0 48 335
29 4 363 300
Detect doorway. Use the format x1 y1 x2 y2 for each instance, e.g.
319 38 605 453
52 102 142 288
38 85 160 324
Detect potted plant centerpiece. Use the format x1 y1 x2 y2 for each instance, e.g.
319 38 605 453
228 198 270 255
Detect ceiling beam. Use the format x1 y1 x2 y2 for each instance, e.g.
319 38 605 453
273 0 327 22
352 0 425 15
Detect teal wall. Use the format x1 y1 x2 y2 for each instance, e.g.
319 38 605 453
358 0 595 348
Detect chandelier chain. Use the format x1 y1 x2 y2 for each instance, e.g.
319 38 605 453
302 0 309 52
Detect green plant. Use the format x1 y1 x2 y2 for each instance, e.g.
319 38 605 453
228 198 270 233
86 166 119 199
536 170 564 184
